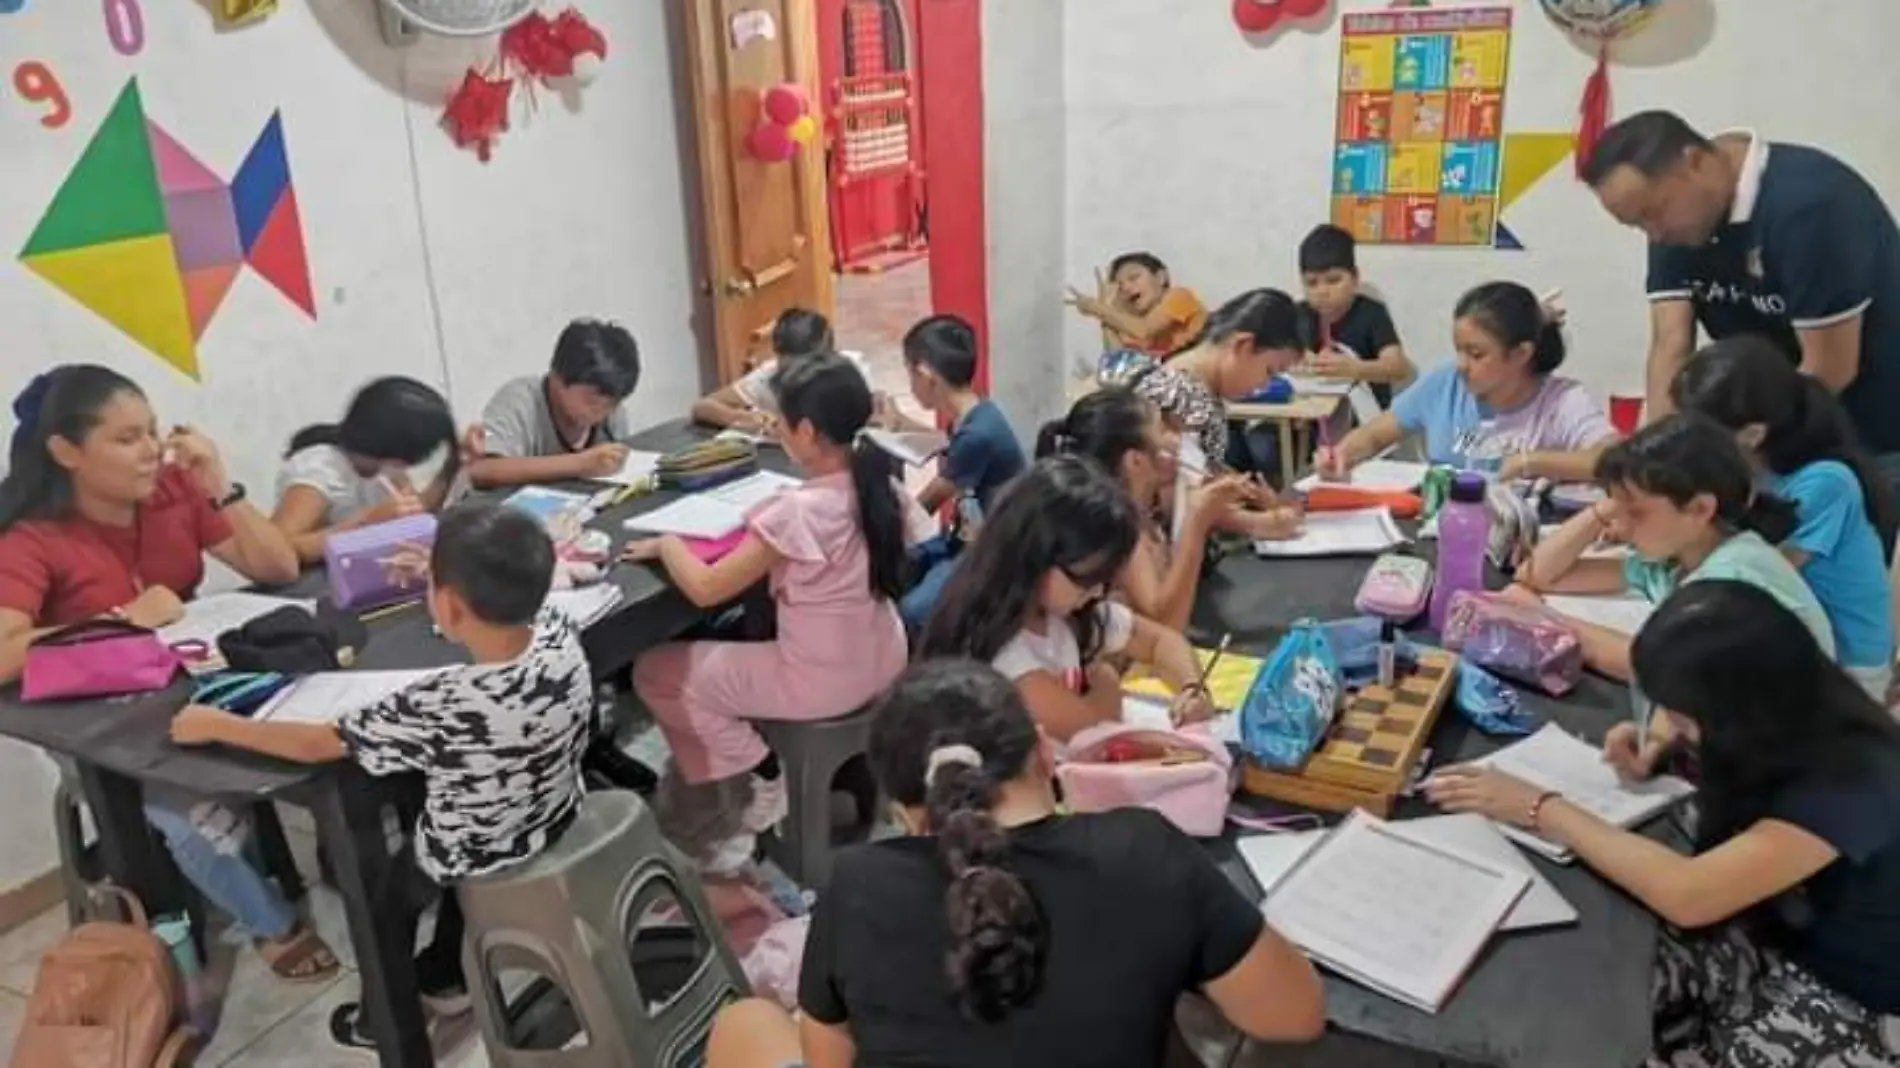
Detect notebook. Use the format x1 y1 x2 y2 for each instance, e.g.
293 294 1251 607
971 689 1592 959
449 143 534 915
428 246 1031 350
1281 374 1356 397
1294 459 1431 494
586 450 663 486
625 471 802 540
1262 810 1530 1013
255 669 448 725
1544 593 1655 637
862 428 948 468
1475 724 1695 863
1253 507 1406 558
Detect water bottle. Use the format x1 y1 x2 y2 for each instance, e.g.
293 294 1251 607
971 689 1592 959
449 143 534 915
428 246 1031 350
1430 472 1491 632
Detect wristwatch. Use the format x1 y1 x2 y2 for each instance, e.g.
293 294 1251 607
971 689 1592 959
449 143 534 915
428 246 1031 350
213 483 248 510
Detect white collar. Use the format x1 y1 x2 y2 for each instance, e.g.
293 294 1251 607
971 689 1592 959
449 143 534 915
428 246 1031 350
1722 128 1771 225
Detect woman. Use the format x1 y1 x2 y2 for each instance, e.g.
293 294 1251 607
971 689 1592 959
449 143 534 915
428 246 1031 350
1320 281 1617 482
1036 387 1246 632
1429 581 1900 1066
0 366 337 980
274 375 464 563
708 659 1325 1068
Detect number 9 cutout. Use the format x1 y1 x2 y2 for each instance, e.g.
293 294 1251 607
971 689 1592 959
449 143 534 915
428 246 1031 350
14 62 71 129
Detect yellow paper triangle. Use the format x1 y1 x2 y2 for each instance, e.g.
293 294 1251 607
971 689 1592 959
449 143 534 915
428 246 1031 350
1499 132 1577 213
24 234 197 379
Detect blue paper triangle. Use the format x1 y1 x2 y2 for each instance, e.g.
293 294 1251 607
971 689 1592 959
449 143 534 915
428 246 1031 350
1494 222 1524 250
232 113 291 254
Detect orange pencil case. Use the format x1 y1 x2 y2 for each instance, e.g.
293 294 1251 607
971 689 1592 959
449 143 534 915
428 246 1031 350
1301 485 1423 519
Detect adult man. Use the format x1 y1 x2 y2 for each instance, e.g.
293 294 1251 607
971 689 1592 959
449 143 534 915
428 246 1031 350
1582 111 1900 481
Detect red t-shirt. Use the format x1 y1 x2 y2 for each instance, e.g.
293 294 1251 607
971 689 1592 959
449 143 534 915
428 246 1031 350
0 468 233 626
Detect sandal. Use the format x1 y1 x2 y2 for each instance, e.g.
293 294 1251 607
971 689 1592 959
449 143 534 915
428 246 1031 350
258 926 340 983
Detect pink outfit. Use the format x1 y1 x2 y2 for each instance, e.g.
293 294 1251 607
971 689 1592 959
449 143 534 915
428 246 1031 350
634 473 908 784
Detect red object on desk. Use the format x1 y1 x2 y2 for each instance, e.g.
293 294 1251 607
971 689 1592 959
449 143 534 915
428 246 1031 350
1303 485 1423 520
684 530 747 564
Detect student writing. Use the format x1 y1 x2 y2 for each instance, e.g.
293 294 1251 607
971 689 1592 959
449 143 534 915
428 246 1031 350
692 309 867 432
1295 224 1414 405
467 319 642 488
705 659 1325 1068
1430 581 1900 1067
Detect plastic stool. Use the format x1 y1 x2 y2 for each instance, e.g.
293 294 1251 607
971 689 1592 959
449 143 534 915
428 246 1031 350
757 709 880 892
461 790 747 1067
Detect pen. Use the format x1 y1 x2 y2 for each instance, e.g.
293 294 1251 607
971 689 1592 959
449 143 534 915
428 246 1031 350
1197 633 1233 696
358 600 420 624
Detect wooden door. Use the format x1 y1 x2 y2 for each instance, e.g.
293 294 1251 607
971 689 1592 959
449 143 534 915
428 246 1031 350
683 0 837 387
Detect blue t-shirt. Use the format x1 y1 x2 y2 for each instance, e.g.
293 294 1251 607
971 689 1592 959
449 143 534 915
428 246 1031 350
1767 462 1894 671
1388 365 1613 469
943 400 1026 513
1648 137 1900 454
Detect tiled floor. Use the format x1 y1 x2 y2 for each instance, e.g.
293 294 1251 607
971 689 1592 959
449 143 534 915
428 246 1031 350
834 257 933 405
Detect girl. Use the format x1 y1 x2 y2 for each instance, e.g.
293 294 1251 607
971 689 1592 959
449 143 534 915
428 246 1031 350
1319 281 1617 482
0 366 336 982
1035 388 1247 632
1514 414 1833 684
691 309 870 432
706 659 1325 1068
273 375 463 564
1673 335 1895 701
1066 251 1210 357
918 456 1215 742
1429 581 1900 1067
626 355 912 871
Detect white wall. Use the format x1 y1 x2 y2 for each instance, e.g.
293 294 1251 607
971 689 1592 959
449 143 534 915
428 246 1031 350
1061 0 1900 400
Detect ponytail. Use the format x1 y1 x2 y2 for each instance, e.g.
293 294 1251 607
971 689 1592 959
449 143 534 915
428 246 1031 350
849 435 907 601
1036 388 1153 477
1531 320 1568 375
286 377 458 479
866 660 1049 1023
1034 418 1070 459
772 354 905 600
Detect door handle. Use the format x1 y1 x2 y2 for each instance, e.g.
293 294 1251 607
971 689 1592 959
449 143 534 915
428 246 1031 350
722 274 757 297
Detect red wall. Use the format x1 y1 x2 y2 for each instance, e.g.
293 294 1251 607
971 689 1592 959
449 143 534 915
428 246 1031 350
916 0 988 391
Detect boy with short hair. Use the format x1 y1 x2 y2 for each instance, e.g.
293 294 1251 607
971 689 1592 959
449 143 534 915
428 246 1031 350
170 502 594 1047
468 319 643 488
1068 251 1209 357
691 309 870 431
1296 225 1414 408
876 314 1027 629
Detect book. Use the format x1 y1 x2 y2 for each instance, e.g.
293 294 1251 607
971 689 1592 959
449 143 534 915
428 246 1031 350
1253 507 1406 558
1262 810 1530 1013
862 428 948 467
1476 724 1695 863
255 669 448 725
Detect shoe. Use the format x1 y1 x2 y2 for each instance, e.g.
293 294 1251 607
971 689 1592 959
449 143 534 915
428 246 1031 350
702 832 758 877
420 984 472 1018
740 774 789 835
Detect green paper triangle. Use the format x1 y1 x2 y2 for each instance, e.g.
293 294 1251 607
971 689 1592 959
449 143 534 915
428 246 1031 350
20 79 166 258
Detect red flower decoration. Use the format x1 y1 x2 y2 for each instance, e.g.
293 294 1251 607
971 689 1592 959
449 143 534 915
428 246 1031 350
551 8 607 64
501 13 569 79
443 69 514 162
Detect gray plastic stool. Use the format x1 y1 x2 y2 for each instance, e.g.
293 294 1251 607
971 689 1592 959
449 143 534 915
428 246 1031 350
460 789 748 1067
757 709 880 892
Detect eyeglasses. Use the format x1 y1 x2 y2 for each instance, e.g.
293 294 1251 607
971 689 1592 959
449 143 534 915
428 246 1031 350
1059 564 1115 599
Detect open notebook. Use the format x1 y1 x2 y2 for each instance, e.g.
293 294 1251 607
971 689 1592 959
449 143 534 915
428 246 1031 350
1477 724 1695 862
1253 507 1406 558
624 471 802 540
255 669 448 726
1294 459 1431 494
1261 810 1530 1013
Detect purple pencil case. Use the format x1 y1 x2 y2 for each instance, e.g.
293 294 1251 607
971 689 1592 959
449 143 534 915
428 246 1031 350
324 514 438 611
1354 554 1433 622
1440 590 1585 696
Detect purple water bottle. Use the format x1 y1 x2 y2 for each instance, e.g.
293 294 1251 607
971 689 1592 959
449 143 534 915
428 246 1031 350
1430 472 1490 632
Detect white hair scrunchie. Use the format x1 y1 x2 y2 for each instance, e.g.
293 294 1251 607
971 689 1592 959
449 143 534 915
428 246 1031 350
924 744 984 787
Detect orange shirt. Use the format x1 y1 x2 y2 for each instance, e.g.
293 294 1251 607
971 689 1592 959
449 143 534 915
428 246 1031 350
1117 287 1208 356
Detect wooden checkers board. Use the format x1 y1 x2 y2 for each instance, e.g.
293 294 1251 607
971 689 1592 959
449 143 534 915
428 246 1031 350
1241 648 1458 817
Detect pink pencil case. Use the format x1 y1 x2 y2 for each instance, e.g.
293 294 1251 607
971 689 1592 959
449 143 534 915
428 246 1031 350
1056 723 1234 837
684 529 747 564
21 620 183 701
1355 554 1433 622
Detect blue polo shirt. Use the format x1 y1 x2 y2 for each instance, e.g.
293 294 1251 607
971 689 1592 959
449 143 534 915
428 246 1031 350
1648 134 1900 453
943 400 1025 514
1766 461 1894 672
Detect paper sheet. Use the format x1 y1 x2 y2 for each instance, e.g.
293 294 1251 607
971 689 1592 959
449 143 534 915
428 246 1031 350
1120 695 1240 746
546 585 624 628
1544 593 1655 637
586 450 662 486
256 669 447 726
626 496 748 540
1282 374 1357 397
706 471 802 510
862 428 947 468
1478 724 1694 862
159 593 313 653
1262 811 1530 1013
1254 507 1405 558
1295 460 1431 494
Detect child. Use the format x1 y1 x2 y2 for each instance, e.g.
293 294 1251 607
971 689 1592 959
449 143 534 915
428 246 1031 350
692 309 866 431
1295 224 1414 407
467 319 642 489
702 660 1325 1068
1319 281 1616 483
1067 251 1208 357
919 455 1214 742
625 355 912 872
1430 581 1900 1066
1514 414 1834 685
169 502 593 1046
1671 336 1895 700
1037 388 1246 632
273 376 465 563
874 316 1028 631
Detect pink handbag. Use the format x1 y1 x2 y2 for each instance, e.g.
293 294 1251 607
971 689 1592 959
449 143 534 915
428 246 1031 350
1056 723 1235 837
21 620 183 702
1440 590 1585 696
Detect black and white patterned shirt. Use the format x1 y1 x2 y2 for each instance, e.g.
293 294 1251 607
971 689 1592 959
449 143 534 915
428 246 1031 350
338 607 592 882
1131 363 1230 472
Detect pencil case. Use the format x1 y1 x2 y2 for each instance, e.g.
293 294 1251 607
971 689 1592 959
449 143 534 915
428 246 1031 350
21 621 184 701
1303 485 1423 519
1440 591 1584 696
1057 723 1234 837
1354 554 1433 621
658 440 758 492
324 513 439 612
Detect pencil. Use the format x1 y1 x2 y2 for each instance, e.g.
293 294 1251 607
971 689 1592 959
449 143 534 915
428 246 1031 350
1198 633 1233 693
358 600 420 624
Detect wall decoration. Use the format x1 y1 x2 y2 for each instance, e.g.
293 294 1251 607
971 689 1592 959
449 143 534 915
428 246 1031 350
745 82 812 163
1493 131 1576 249
13 62 71 129
102 0 145 56
1539 0 1662 177
1232 0 1331 38
215 0 277 27
730 9 777 49
1330 6 1512 247
443 69 513 162
17 78 314 380
439 6 608 161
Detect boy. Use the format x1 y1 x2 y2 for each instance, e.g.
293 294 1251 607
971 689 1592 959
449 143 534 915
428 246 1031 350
170 503 593 1047
1068 251 1208 357
468 319 643 488
1296 225 1414 408
876 315 1027 629
691 309 869 431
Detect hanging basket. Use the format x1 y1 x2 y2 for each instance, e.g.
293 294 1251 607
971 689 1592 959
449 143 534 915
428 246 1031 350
381 0 538 37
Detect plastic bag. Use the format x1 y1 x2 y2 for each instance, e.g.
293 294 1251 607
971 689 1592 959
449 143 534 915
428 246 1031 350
1240 620 1343 770
1453 660 1535 736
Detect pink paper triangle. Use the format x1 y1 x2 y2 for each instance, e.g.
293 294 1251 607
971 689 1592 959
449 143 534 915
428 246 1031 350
148 122 225 195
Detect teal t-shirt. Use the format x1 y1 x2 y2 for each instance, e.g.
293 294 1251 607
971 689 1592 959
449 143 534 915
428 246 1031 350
1767 461 1894 672
1624 530 1838 657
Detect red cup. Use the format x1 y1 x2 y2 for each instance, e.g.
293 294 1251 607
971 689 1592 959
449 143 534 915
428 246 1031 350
1609 395 1643 437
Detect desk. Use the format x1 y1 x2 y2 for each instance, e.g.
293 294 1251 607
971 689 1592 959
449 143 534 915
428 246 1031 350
0 418 770 1068
1191 544 1656 1068
1228 394 1345 489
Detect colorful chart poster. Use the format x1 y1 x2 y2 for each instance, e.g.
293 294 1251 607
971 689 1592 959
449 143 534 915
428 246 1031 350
1331 7 1512 248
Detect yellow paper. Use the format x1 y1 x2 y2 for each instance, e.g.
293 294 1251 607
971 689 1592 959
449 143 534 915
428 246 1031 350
1125 648 1265 712
219 0 278 25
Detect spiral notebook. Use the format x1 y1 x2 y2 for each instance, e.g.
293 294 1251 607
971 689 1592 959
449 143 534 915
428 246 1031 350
1477 724 1694 863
